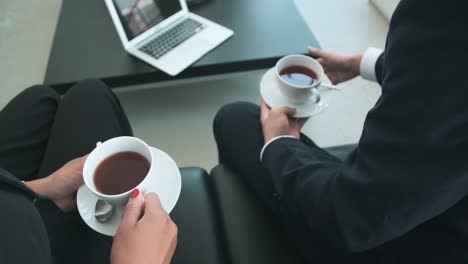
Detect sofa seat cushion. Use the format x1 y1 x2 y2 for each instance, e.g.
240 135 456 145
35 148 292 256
325 144 357 161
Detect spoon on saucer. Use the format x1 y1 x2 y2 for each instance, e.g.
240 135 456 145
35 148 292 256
95 199 114 222
320 83 341 91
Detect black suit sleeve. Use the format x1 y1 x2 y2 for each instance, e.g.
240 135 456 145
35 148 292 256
375 52 385 85
262 0 468 252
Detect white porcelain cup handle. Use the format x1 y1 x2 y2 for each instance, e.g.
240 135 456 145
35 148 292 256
311 88 321 103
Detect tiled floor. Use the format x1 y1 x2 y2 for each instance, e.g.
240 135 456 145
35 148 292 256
0 0 389 171
0 0 61 107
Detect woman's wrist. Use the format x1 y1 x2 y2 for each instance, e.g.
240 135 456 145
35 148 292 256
25 176 55 199
25 175 67 210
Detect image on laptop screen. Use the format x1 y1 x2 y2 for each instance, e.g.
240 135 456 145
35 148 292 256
112 0 183 40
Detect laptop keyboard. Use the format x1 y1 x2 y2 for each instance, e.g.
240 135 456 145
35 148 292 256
139 18 205 60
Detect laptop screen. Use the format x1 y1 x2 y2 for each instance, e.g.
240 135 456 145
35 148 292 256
112 0 183 40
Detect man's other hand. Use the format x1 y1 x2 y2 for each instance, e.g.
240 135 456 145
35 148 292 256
308 47 362 85
260 100 308 144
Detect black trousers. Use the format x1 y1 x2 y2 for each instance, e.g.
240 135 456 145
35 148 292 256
0 79 132 264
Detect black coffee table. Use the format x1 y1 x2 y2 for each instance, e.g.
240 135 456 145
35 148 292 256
45 0 320 93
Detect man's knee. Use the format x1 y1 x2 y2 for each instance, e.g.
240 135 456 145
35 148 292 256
66 78 113 100
213 101 260 135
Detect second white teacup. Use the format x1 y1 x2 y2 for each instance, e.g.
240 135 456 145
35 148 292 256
83 136 154 205
276 54 325 104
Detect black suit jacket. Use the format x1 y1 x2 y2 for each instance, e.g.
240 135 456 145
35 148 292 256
0 169 51 264
263 0 468 262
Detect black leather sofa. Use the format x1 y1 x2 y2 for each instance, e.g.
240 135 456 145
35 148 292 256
169 144 356 264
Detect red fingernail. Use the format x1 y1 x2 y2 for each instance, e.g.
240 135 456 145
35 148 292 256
130 188 140 199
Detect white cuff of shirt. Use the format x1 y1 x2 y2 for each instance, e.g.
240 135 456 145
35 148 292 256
260 135 296 161
360 47 384 82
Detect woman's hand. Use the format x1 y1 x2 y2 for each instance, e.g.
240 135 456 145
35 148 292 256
25 155 87 212
308 47 362 85
112 190 177 264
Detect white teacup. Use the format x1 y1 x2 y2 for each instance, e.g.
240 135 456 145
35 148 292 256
276 54 325 104
83 136 154 205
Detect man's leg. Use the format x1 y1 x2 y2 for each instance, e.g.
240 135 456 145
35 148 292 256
213 101 322 212
36 79 133 264
214 102 360 263
213 102 282 212
0 85 60 181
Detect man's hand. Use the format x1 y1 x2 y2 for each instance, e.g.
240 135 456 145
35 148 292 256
308 47 362 85
26 155 87 212
112 191 177 264
260 100 308 144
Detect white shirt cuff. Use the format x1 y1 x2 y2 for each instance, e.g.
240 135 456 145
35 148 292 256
260 135 296 161
360 47 384 82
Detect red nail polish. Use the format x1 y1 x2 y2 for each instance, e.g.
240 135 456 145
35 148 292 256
131 188 140 199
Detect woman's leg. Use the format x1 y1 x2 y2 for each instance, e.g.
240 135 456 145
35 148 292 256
36 79 133 264
0 85 60 181
37 79 133 177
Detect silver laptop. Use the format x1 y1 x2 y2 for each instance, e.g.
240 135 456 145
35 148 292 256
105 0 234 76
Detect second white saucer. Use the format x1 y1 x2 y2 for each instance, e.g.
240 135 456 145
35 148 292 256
260 67 338 118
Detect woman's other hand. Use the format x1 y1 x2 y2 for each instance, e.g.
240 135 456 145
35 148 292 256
25 155 87 212
112 190 177 264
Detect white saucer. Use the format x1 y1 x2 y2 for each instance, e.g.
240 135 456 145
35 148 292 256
77 147 182 236
260 67 338 118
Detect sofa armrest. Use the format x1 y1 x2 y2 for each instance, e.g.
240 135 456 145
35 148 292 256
208 144 357 263
170 167 228 264
209 165 304 264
